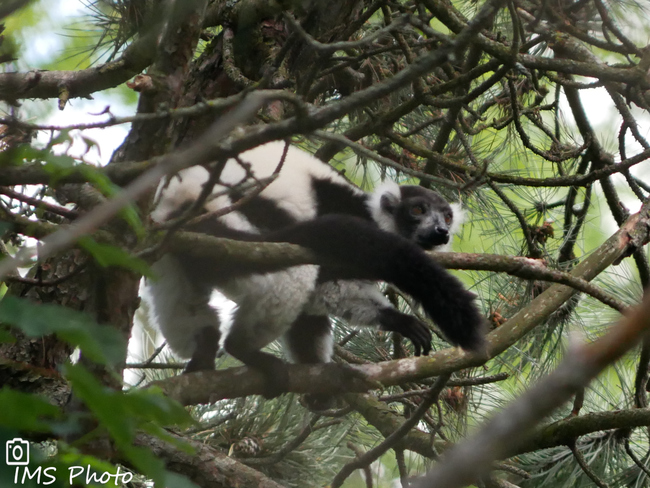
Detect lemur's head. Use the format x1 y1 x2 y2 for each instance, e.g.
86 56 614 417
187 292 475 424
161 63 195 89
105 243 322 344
368 183 463 251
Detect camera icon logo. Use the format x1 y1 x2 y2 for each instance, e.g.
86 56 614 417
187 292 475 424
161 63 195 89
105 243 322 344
6 438 30 466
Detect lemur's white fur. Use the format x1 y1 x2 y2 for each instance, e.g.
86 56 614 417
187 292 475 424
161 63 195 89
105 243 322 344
307 280 391 326
433 202 465 252
151 165 256 233
152 141 360 226
366 181 401 234
222 266 320 351
449 202 465 236
282 281 392 365
143 255 221 357
145 261 319 359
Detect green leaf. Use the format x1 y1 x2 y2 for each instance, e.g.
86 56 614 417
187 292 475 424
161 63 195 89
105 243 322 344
78 237 152 276
122 386 195 427
121 445 168 484
0 434 51 488
61 364 197 486
120 445 200 488
0 144 43 167
78 166 146 239
40 151 78 184
0 327 16 343
62 364 135 446
44 448 132 488
0 296 125 366
43 153 76 171
118 203 146 240
139 421 196 454
59 444 198 488
63 364 193 444
159 471 201 488
78 164 113 194
59 449 131 479
0 221 12 237
0 388 61 432
45 130 73 150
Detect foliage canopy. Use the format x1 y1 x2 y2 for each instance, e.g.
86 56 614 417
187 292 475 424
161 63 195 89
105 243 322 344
0 0 649 487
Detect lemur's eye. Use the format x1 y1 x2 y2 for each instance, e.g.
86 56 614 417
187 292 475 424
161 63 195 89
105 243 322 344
411 205 425 216
445 214 452 224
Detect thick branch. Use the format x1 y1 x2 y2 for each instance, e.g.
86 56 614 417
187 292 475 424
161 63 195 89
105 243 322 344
516 408 650 456
132 431 287 488
0 28 157 102
166 232 628 312
0 1 209 103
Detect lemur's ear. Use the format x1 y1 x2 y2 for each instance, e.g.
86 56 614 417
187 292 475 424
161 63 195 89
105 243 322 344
380 192 400 214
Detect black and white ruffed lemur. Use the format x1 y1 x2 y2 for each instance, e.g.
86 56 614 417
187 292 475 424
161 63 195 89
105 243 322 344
143 141 484 398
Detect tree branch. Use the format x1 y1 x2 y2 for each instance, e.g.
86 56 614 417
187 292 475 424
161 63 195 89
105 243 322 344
132 431 288 488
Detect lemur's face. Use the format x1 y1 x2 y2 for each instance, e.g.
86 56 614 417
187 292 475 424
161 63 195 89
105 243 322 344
381 186 455 250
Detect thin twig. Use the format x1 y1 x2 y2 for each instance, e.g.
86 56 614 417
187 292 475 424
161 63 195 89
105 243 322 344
331 374 451 488
245 415 321 465
0 186 78 219
569 440 610 488
624 437 650 478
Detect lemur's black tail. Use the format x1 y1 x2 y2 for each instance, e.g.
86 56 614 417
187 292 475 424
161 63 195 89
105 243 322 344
270 215 485 352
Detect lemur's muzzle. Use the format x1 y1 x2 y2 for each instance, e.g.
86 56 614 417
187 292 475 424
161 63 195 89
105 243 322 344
417 227 449 250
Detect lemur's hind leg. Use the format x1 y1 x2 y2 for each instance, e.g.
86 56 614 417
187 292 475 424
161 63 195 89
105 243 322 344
221 266 319 398
144 255 222 372
284 313 333 365
224 329 290 399
284 313 348 411
185 326 221 373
